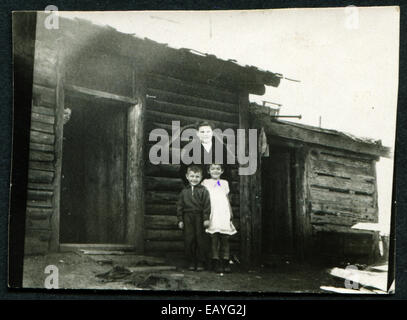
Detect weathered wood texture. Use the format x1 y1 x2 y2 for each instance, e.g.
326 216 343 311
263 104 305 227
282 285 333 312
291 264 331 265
144 71 241 253
25 27 59 254
307 147 379 230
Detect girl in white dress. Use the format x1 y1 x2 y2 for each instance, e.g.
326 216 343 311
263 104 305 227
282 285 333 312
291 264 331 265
201 164 237 273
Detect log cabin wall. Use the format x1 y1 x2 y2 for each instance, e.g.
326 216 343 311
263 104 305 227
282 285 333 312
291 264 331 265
143 66 242 255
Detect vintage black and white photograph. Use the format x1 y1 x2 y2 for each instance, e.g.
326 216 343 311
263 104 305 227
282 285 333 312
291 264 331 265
12 7 399 293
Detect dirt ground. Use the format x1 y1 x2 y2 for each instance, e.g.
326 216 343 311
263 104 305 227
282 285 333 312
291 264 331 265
22 250 353 293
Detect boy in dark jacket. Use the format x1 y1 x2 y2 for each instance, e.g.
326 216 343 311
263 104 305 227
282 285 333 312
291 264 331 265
177 165 211 271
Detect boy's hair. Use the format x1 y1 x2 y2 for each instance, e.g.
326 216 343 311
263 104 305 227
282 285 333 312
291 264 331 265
186 164 203 175
196 121 215 131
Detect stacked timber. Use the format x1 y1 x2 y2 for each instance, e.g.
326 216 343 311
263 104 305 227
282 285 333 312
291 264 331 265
144 68 241 254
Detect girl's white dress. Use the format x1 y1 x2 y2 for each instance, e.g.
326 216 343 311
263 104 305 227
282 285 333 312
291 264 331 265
201 178 237 235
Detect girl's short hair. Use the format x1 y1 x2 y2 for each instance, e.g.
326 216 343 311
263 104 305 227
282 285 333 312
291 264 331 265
208 163 224 171
196 121 215 131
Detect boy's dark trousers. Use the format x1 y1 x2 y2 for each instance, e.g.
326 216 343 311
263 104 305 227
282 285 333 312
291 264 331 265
210 233 230 260
184 213 206 265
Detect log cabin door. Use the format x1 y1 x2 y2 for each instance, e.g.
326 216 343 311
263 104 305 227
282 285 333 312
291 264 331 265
60 94 129 245
261 146 297 263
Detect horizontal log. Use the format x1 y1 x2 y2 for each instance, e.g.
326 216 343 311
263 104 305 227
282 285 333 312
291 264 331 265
145 215 178 230
146 110 238 130
25 228 52 241
147 99 239 124
28 169 54 183
31 112 55 125
146 204 178 215
26 217 50 230
310 160 375 182
311 151 373 170
311 213 371 226
312 224 377 234
146 191 179 204
32 105 55 116
30 143 54 153
27 198 53 208
310 188 374 207
29 150 54 162
310 175 375 194
65 84 137 105
147 73 238 105
27 207 53 220
311 201 377 219
30 121 54 134
144 240 184 252
30 131 55 145
32 84 55 107
145 229 183 241
145 176 184 192
27 188 53 200
146 163 181 178
27 182 54 191
146 87 238 114
310 147 377 161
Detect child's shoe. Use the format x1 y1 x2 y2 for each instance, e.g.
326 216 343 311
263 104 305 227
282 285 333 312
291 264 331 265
196 262 205 272
223 259 231 273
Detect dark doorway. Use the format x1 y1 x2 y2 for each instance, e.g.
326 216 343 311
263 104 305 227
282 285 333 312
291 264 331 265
261 146 297 263
60 94 128 244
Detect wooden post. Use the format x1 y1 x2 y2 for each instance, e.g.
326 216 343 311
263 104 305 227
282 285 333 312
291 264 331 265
50 39 65 252
238 91 251 268
300 147 313 260
126 68 146 253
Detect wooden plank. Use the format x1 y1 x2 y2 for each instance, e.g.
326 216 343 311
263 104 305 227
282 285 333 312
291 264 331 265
26 217 50 230
32 84 55 107
30 131 55 145
371 159 379 223
31 112 55 125
30 142 54 153
28 162 54 174
146 87 238 114
126 69 146 253
146 191 179 204
145 229 183 241
30 121 54 134
312 224 377 234
147 99 239 124
27 207 53 220
29 150 54 162
28 169 54 183
65 83 137 105
310 188 374 207
128 266 177 273
32 105 55 116
310 174 375 194
311 201 377 219
311 213 366 226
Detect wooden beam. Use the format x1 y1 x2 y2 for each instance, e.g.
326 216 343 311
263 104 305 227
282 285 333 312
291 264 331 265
126 68 146 253
238 91 251 268
65 83 138 105
49 42 64 252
